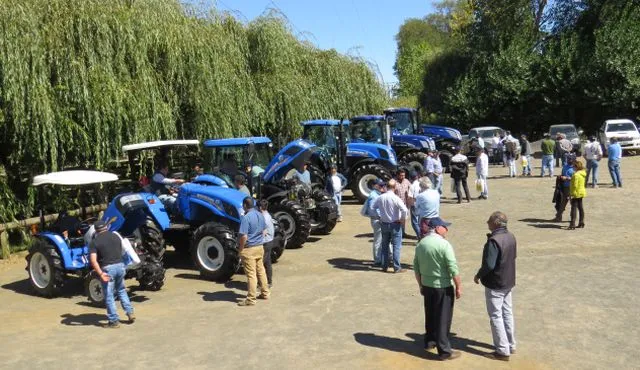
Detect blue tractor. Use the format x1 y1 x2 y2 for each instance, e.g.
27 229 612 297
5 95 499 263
121 140 284 282
349 114 436 174
25 171 168 304
196 137 338 247
301 119 397 203
383 107 462 172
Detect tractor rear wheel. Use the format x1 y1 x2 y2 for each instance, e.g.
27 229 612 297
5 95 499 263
269 200 311 249
270 221 286 263
26 240 65 297
352 164 392 203
191 222 239 282
400 152 427 174
138 218 165 260
137 262 166 291
310 188 338 235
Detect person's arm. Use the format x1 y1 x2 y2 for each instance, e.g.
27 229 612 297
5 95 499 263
89 250 109 283
238 216 248 252
444 242 461 298
397 196 409 222
413 252 422 293
453 274 462 299
238 234 247 252
474 240 499 283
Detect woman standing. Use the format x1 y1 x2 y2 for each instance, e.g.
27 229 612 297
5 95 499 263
569 160 587 230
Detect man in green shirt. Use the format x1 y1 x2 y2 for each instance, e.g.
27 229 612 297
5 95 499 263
413 217 462 361
540 133 556 177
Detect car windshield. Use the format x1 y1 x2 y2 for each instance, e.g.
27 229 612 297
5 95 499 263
350 120 383 144
606 122 637 132
550 126 578 139
387 112 414 135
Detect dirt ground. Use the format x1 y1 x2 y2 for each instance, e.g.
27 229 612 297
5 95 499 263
1 156 639 370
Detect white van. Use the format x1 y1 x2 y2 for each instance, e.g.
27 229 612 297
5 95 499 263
598 119 640 154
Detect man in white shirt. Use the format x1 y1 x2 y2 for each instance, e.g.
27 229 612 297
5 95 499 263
407 171 424 238
372 179 409 273
491 133 500 164
151 163 185 212
584 136 603 188
475 147 489 199
327 166 346 222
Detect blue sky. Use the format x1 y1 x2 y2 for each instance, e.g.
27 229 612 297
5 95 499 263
208 0 435 85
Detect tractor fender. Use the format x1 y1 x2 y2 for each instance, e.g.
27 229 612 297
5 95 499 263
264 189 290 204
37 233 87 270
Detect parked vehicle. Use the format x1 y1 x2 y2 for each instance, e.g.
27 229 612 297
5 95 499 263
198 137 336 245
349 114 436 174
464 126 520 163
549 124 582 153
301 119 396 203
383 107 461 172
122 140 276 282
598 119 640 155
25 171 168 304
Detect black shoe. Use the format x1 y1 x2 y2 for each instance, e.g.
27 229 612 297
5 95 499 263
105 321 120 329
424 341 436 350
439 350 462 361
577 223 585 228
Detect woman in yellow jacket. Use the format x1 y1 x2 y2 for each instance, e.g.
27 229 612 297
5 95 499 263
569 160 587 230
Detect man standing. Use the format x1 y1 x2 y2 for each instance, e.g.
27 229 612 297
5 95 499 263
413 217 462 361
433 152 444 196
372 179 408 273
326 165 347 222
259 200 275 289
583 136 602 188
424 150 435 184
237 197 270 306
520 135 532 176
394 168 412 236
554 155 575 222
475 146 489 200
450 148 471 203
415 177 440 229
362 179 386 266
407 171 423 238
540 133 555 177
89 221 134 328
607 138 623 188
491 133 501 164
474 211 517 361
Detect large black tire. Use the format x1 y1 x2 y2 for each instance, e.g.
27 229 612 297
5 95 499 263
270 222 286 263
310 189 338 235
138 218 165 260
308 164 326 188
269 200 311 249
351 164 392 203
25 240 65 297
190 222 239 282
84 271 105 307
137 262 166 291
400 151 427 174
439 150 453 173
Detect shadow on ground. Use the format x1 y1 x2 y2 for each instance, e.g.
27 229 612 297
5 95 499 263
60 313 105 327
2 278 82 298
354 332 494 360
328 258 412 272
197 290 244 303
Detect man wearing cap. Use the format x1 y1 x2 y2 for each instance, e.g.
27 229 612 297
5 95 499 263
474 211 517 361
553 154 575 222
372 179 408 273
540 133 555 177
583 136 602 188
89 220 134 328
413 217 462 361
237 197 270 306
362 179 386 265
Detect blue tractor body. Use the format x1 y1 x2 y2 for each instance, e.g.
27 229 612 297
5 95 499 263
301 119 397 203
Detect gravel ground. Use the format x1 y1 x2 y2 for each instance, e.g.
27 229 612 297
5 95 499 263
1 156 639 370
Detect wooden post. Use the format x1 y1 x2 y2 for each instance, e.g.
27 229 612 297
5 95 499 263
0 231 9 260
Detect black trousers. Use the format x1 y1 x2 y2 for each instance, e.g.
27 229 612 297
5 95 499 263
422 285 455 357
555 187 570 218
570 198 584 227
454 178 471 202
262 242 273 285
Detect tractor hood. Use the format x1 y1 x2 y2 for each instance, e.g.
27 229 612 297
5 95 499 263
263 139 316 184
178 183 248 221
347 143 397 166
193 174 230 188
417 124 462 142
391 133 436 151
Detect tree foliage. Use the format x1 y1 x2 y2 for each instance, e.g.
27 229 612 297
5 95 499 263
0 0 386 222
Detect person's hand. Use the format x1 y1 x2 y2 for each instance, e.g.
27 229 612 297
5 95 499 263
455 287 462 299
474 275 480 284
99 272 110 283
177 179 185 184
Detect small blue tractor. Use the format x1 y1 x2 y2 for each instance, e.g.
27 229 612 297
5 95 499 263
121 140 283 282
25 171 168 304
301 119 397 203
197 137 337 247
349 114 436 174
383 107 462 172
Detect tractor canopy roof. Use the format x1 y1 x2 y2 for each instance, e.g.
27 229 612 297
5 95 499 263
383 107 417 114
351 115 385 121
203 137 272 148
300 119 350 127
122 140 199 153
33 171 118 186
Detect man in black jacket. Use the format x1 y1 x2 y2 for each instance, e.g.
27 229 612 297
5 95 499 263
474 211 517 361
449 148 471 203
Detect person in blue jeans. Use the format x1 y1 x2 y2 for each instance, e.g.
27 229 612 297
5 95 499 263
372 179 409 273
607 138 623 188
326 165 347 222
89 220 134 328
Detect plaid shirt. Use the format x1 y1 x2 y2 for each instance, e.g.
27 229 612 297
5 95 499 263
394 178 412 206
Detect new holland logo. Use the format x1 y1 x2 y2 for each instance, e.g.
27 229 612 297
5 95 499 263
347 150 370 157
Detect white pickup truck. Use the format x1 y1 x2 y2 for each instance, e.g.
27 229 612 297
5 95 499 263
598 119 640 155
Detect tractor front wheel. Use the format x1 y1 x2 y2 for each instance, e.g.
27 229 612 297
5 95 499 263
400 152 427 175
352 164 392 203
269 200 311 249
191 222 239 282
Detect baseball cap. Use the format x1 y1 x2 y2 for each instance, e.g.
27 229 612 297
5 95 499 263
428 217 452 229
373 178 386 187
94 220 108 232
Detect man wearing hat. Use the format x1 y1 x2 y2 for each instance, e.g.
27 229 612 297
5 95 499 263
362 178 386 265
89 220 134 328
413 217 462 361
474 211 517 361
540 133 556 177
